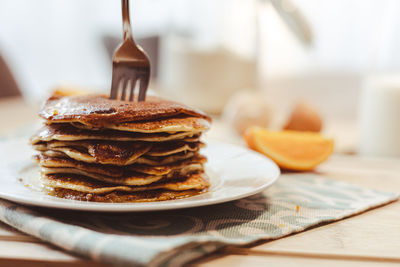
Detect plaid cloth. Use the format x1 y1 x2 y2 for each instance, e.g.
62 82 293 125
0 174 397 266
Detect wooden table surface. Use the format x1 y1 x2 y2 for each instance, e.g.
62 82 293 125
0 96 399 267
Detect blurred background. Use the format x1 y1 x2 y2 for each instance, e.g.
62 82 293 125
1 0 400 156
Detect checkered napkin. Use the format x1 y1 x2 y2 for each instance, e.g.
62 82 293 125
0 174 397 266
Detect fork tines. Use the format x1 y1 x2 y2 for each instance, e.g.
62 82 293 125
110 64 150 102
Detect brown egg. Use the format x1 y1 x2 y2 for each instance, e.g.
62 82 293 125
283 102 323 132
222 91 272 135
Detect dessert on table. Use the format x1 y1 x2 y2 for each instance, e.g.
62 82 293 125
30 92 211 202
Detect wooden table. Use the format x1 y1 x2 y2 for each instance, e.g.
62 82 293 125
0 96 399 267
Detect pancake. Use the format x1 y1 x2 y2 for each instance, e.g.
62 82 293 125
34 154 206 176
33 140 204 165
52 188 204 202
42 167 165 186
136 152 198 165
40 150 70 158
41 172 209 194
41 164 202 186
39 94 211 126
35 154 205 185
36 140 152 165
30 124 201 144
68 116 210 133
35 146 199 166
38 150 197 166
128 155 206 175
147 141 204 156
34 154 122 177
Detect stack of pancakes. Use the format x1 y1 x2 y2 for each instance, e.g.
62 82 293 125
30 93 211 202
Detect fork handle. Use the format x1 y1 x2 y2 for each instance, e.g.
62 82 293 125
121 0 134 41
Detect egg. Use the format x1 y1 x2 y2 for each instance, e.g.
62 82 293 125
283 102 322 132
222 90 272 135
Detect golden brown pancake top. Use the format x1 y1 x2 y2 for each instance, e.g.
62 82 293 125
39 94 211 126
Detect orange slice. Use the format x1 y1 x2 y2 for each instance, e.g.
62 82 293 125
244 127 334 171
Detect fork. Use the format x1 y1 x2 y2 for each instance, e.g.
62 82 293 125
110 0 151 102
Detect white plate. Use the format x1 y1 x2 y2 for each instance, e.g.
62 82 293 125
0 138 280 212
